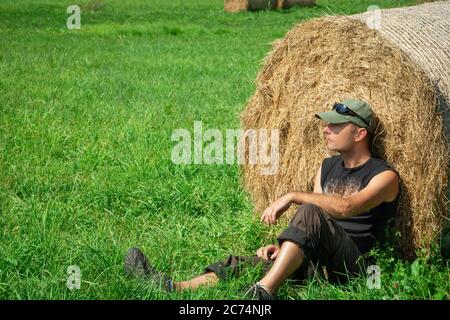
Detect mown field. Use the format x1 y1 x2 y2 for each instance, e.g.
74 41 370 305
0 0 448 299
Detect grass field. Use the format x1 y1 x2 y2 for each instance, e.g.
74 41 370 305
0 0 449 300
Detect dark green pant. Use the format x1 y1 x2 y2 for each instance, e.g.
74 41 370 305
204 204 370 283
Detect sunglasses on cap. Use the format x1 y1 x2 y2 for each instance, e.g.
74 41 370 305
332 103 370 128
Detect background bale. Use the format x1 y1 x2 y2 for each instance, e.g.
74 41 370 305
248 0 278 11
277 0 316 9
240 1 450 259
224 0 248 12
224 0 277 12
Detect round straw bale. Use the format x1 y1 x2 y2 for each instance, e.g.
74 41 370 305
248 0 278 11
351 1 450 142
224 0 277 12
224 0 248 12
277 0 316 10
240 1 450 259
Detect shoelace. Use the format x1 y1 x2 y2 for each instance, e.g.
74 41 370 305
244 282 272 299
257 282 271 292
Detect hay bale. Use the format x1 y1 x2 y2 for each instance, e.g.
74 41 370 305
351 2 450 142
240 1 450 259
224 0 248 12
277 0 316 9
248 0 278 11
224 0 277 12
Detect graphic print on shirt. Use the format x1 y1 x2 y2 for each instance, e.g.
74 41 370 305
323 177 362 197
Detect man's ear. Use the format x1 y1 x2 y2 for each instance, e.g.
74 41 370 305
353 127 368 142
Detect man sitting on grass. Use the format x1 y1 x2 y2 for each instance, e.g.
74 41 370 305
124 99 400 299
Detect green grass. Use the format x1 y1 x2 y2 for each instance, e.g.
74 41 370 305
0 0 448 299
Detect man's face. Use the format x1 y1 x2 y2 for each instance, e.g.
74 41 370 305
322 122 359 152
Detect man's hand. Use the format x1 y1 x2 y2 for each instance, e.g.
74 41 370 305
256 244 280 260
260 193 293 225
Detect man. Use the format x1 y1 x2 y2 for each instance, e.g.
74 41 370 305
124 99 400 299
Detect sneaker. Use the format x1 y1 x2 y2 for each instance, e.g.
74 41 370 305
124 247 174 293
243 282 275 300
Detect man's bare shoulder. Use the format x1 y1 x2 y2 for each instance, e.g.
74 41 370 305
369 169 399 202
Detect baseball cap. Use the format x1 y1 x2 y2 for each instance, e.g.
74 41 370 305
315 99 376 133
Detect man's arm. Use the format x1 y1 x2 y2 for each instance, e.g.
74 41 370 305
313 165 323 194
261 169 399 224
289 170 399 219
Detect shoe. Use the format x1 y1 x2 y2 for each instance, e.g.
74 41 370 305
243 282 275 300
124 247 174 293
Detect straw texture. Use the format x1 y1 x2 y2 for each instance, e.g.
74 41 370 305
240 1 450 259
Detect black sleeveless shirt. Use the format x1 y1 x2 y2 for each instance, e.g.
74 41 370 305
320 155 400 254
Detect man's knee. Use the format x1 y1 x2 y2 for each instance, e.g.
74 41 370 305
277 204 325 267
290 203 324 229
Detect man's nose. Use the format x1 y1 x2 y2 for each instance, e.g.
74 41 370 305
323 124 330 135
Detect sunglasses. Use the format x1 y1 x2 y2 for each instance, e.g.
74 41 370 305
332 103 370 128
